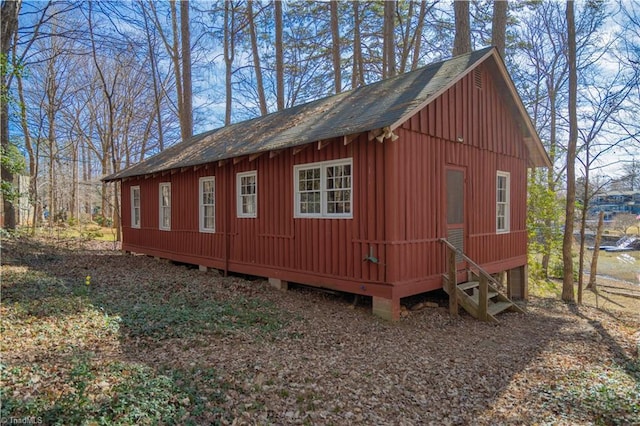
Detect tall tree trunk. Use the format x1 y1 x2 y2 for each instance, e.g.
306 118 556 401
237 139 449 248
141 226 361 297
169 0 184 139
48 132 55 227
541 88 558 278
1 0 21 229
142 5 165 151
82 142 91 218
46 52 58 227
247 1 267 115
578 159 589 304
16 68 37 230
89 2 120 240
492 0 508 56
410 0 428 70
452 0 471 55
275 0 284 110
562 0 577 303
587 211 604 291
398 0 414 73
70 140 78 220
32 142 41 230
352 0 364 88
383 0 396 78
330 0 341 94
180 0 193 139
224 1 235 125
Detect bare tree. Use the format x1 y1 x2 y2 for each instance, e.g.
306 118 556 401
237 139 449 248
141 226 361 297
148 0 192 142
275 0 284 110
247 0 267 115
330 0 341 93
587 211 604 291
383 0 396 78
141 2 165 151
613 213 639 236
453 0 471 55
515 1 569 278
1 0 21 229
88 3 124 239
575 64 638 303
396 1 435 73
352 1 364 88
43 30 67 226
223 0 237 125
180 0 192 139
492 0 507 56
410 1 432 71
562 0 577 303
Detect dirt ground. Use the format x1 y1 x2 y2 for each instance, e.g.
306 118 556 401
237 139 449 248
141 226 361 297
2 235 639 425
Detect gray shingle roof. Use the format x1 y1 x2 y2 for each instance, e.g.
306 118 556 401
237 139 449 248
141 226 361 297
104 47 548 181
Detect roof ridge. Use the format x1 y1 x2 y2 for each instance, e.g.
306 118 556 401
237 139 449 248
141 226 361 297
105 46 544 182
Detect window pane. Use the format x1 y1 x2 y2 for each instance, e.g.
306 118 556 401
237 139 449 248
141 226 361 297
325 163 352 216
204 212 214 229
496 173 510 232
243 195 256 214
297 167 321 215
497 175 507 203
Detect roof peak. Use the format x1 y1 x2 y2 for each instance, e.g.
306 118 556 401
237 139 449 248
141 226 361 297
105 46 550 182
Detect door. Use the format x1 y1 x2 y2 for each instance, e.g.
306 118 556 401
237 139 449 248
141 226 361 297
446 167 466 274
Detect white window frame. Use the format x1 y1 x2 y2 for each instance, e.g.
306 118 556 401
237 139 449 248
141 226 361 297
294 158 353 219
159 182 171 231
131 186 141 229
237 171 257 218
496 171 510 233
199 176 216 233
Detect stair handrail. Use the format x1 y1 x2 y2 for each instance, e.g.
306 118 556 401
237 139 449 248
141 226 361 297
439 238 504 290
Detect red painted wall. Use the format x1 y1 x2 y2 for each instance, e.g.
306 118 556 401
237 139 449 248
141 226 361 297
121 62 531 301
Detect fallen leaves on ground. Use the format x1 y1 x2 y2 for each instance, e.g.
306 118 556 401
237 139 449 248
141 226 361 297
1 234 638 425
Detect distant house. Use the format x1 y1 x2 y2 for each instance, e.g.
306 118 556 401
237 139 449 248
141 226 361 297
0 175 32 227
590 190 640 218
104 47 550 321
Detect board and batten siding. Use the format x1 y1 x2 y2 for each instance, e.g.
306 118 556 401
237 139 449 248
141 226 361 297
388 62 529 297
122 133 395 299
121 62 531 301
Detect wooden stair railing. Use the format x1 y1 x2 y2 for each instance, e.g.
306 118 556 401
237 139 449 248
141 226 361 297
440 238 524 322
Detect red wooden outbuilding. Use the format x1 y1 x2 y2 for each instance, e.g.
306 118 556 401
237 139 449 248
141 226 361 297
105 48 550 321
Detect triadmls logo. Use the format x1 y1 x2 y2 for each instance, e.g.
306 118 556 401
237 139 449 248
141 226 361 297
1 417 44 425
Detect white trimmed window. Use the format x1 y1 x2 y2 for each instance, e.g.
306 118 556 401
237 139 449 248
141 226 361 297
131 186 141 229
496 171 510 233
159 182 171 231
237 171 257 218
199 177 215 232
294 158 352 218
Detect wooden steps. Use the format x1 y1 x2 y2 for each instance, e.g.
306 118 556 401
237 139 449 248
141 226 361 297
442 275 525 322
488 301 514 316
439 238 525 323
458 281 480 291
470 291 498 304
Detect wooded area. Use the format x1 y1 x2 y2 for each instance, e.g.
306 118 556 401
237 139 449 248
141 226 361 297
1 1 639 302
2 2 640 422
